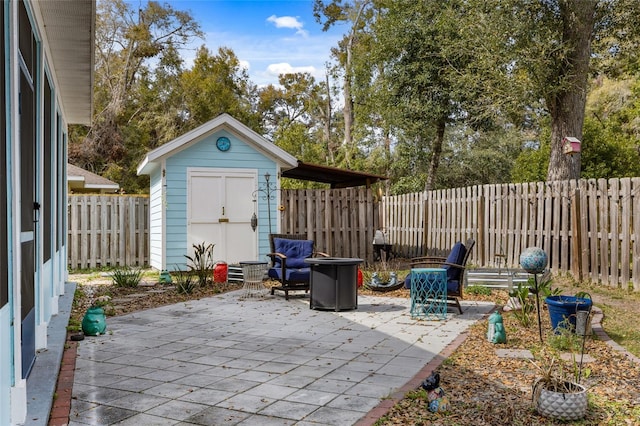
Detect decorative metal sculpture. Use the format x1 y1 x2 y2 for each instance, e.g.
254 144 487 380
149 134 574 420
252 172 278 234
520 247 548 342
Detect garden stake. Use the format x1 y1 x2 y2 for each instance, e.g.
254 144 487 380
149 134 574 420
534 273 543 342
577 293 592 383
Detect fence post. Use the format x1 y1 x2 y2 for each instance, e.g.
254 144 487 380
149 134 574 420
477 195 485 265
570 188 582 279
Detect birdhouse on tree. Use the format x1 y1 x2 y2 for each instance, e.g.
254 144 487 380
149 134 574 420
563 136 581 155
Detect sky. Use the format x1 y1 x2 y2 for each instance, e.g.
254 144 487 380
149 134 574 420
164 0 346 87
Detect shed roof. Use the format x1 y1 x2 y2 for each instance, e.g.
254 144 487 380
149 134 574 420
283 161 387 188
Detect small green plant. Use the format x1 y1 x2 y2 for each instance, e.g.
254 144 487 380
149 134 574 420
174 268 197 294
66 317 81 332
509 282 535 327
536 276 561 298
467 285 492 296
185 242 215 286
547 317 583 352
111 266 143 288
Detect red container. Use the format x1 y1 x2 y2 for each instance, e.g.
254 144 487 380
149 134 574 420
213 262 228 284
357 268 363 287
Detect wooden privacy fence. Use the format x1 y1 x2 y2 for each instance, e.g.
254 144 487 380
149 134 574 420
381 178 640 290
279 188 380 261
68 195 149 269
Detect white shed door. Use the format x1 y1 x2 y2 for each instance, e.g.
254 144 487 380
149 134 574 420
187 169 256 264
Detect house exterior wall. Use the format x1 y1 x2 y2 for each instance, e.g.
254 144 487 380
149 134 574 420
1 1 91 424
157 130 278 270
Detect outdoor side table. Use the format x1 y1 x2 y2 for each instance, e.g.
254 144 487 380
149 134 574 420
305 257 363 311
410 268 447 320
240 261 268 298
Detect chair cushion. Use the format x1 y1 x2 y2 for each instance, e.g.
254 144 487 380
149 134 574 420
442 242 466 282
273 238 314 269
268 266 311 283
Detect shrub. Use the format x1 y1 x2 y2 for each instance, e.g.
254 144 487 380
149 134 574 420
174 269 197 294
509 282 535 327
185 242 215 287
111 266 143 288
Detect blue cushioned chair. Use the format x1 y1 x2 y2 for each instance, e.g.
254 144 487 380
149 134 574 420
403 239 475 314
268 237 328 300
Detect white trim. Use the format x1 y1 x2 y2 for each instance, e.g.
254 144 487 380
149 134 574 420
10 379 27 425
35 321 47 349
10 0 24 402
161 159 167 270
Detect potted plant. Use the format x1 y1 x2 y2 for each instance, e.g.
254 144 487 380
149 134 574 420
545 291 592 333
531 354 588 421
362 261 403 292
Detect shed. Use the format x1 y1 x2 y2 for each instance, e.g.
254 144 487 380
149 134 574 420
137 113 299 270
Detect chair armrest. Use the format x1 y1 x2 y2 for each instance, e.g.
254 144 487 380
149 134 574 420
267 252 288 268
313 251 330 258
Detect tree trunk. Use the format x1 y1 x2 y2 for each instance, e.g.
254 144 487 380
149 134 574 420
425 117 446 191
342 50 354 167
324 71 334 164
546 0 597 181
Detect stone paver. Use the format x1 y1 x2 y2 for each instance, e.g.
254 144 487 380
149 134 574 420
65 292 493 425
496 348 535 359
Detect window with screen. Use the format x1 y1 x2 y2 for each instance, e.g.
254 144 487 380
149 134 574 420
43 75 52 262
1 3 7 308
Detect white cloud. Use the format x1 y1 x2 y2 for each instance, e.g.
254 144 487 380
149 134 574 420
266 15 308 37
266 62 317 77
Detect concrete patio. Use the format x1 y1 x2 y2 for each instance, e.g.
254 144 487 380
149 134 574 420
29 287 494 425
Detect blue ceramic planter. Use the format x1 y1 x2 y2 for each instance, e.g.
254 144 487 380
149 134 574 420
545 295 592 332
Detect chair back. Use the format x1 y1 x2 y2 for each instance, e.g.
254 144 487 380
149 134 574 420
269 233 307 255
461 238 475 268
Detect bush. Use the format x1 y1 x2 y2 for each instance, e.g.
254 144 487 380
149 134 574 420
185 242 215 287
174 269 197 294
111 267 143 288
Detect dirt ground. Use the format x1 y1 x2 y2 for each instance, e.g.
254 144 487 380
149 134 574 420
68 271 640 426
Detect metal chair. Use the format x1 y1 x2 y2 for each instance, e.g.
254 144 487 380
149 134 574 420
267 236 328 300
405 238 475 314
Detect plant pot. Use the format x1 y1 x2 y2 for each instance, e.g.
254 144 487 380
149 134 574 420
533 379 587 420
545 295 592 333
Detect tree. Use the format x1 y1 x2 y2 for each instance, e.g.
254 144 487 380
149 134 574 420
488 0 640 181
258 72 336 164
70 0 202 191
181 46 261 131
314 0 376 168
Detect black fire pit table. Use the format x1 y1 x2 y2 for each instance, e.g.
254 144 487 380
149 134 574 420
304 257 364 311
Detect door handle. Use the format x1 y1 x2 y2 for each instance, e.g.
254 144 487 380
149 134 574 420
219 218 229 223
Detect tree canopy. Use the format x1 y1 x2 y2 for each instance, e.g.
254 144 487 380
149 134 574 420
71 0 640 194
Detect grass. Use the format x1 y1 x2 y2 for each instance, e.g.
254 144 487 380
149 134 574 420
555 276 640 357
